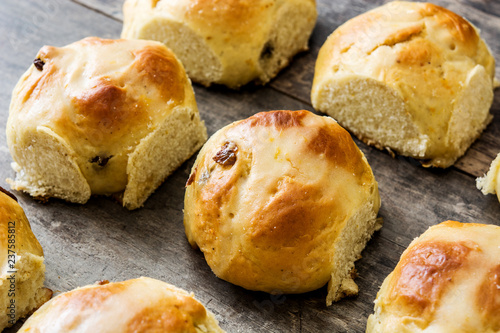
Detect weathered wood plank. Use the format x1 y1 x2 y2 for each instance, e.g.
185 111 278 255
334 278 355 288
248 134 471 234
298 235 403 333
70 0 124 21
2 0 500 333
366 149 500 248
458 0 500 18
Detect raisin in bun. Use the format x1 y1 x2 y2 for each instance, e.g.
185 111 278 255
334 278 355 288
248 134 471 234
18 277 224 332
7 37 207 210
0 187 52 330
121 0 317 89
184 110 381 305
311 1 496 168
367 221 500 332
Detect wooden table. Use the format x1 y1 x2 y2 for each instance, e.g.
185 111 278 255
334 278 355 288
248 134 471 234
1 0 499 332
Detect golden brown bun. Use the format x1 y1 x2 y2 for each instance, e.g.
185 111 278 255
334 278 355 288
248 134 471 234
0 187 52 330
184 110 381 305
367 221 500 333
121 0 317 89
312 1 496 168
7 37 207 210
18 277 224 332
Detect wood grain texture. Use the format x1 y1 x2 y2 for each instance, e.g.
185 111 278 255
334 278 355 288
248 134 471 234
1 0 499 332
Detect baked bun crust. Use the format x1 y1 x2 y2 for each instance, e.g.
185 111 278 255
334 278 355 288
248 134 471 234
367 221 500 332
7 37 207 210
0 187 52 330
18 277 224 332
184 110 381 305
311 1 496 168
121 0 317 88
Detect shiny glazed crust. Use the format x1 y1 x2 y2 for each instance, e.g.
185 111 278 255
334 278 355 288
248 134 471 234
18 277 225 332
121 0 317 88
7 37 207 209
367 221 500 332
184 110 381 305
312 1 496 168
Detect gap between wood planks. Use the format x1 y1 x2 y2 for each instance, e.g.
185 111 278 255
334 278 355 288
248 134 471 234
299 298 303 333
452 167 478 181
